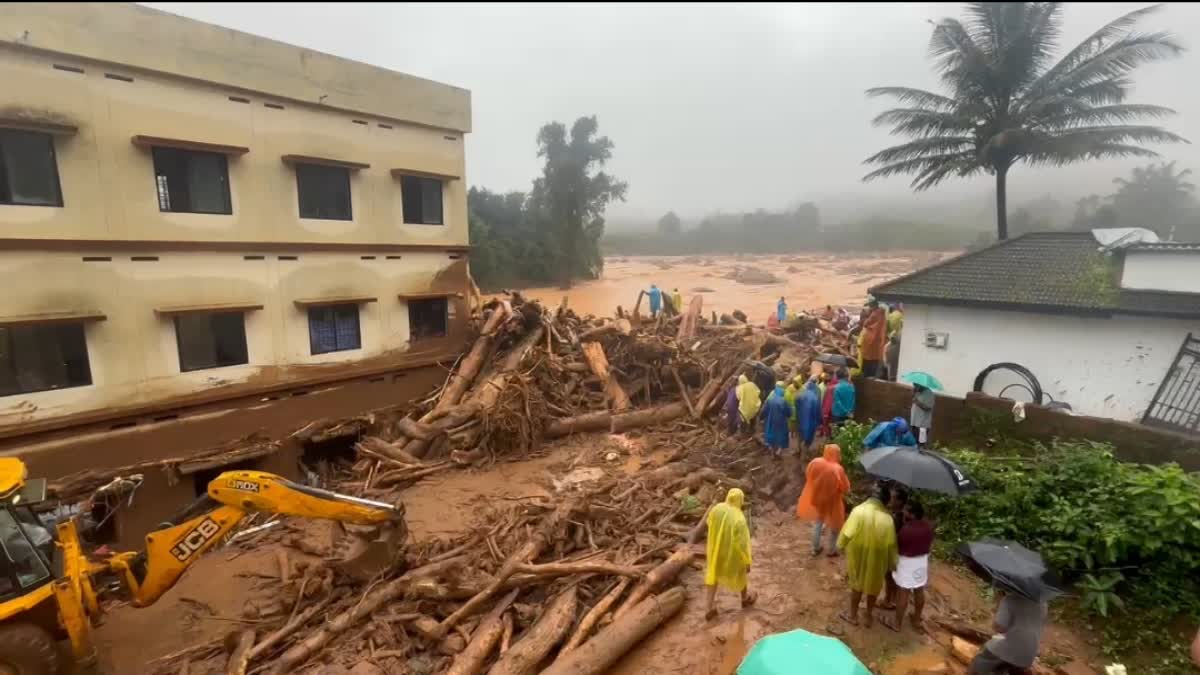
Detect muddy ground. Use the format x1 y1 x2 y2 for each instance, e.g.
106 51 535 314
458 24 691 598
503 252 955 322
92 431 1102 675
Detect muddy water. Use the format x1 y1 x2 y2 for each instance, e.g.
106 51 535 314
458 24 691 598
501 252 955 321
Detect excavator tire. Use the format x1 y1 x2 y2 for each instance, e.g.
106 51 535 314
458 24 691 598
0 621 58 675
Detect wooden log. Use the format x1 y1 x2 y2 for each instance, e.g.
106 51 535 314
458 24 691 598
611 402 689 434
512 561 648 578
613 548 693 620
719 313 745 326
434 499 574 638
677 295 703 342
357 436 423 465
395 416 441 442
561 578 630 653
247 593 336 662
670 368 697 418
487 587 578 675
266 556 466 675
541 586 686 675
445 589 521 675
578 319 632 342
499 612 513 654
373 461 454 488
439 303 512 408
580 341 632 412
225 629 254 675
545 411 612 438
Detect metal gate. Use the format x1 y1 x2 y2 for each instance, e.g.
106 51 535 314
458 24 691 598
1143 333 1200 435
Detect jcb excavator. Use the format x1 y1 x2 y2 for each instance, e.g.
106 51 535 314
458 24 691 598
0 457 407 675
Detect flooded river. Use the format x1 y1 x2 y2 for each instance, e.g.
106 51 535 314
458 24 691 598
502 252 955 320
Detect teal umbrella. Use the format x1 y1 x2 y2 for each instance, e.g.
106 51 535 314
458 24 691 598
738 629 871 675
901 371 943 391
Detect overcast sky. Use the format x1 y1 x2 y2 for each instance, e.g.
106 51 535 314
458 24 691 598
149 2 1200 225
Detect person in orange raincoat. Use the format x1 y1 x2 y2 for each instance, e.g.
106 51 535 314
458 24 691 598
859 300 888 379
796 444 851 556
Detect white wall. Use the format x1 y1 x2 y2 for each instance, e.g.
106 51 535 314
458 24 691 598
898 303 1199 421
1121 251 1200 294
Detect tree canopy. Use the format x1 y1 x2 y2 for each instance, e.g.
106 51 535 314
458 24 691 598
657 211 682 235
864 2 1186 240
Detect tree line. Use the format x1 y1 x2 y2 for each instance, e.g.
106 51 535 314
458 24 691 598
468 116 625 291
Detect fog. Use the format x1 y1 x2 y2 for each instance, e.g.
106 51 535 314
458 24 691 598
149 2 1200 227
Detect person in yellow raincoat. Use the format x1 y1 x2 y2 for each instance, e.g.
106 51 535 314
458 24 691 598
704 488 756 619
671 288 684 314
837 484 898 627
735 374 761 434
784 374 804 437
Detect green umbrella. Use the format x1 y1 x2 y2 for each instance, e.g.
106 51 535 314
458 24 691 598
737 629 871 675
901 371 943 391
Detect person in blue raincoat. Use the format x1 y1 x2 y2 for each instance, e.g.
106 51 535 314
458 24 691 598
761 382 793 457
777 297 788 323
863 417 917 449
647 285 663 317
795 377 823 455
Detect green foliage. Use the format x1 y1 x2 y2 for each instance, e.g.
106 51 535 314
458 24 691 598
830 420 871 483
864 3 1186 240
1079 571 1125 618
925 439 1200 619
1074 162 1200 242
468 116 626 291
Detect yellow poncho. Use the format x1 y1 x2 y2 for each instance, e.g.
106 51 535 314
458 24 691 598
837 497 898 596
735 375 761 423
705 488 752 592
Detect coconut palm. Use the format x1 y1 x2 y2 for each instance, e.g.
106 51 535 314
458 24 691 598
863 2 1187 240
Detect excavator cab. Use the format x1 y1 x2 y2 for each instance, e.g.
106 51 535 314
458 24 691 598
0 457 100 675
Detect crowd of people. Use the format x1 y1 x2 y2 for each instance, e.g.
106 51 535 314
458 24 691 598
694 298 1052 674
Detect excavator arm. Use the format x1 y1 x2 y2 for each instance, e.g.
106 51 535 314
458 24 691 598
106 470 405 607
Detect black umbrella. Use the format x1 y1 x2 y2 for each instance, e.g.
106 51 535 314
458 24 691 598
814 353 858 368
858 445 975 496
958 539 1064 602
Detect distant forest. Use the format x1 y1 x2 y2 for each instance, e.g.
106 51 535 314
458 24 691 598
602 161 1200 258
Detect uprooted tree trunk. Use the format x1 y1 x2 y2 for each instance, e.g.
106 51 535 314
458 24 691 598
445 589 520 675
613 547 693 620
540 587 686 675
560 578 629 653
546 373 726 439
580 341 632 411
677 295 702 342
487 586 578 675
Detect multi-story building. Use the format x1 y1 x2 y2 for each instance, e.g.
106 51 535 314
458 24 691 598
0 3 472 542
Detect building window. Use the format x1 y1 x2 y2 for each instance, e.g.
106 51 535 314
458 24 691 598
0 129 63 207
400 176 443 225
409 298 448 340
174 311 248 372
0 323 91 396
296 163 352 220
152 147 232 214
308 304 361 355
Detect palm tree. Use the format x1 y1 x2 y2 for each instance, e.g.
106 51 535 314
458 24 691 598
863 3 1187 240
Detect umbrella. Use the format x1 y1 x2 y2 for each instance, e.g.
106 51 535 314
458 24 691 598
738 629 871 675
901 371 943 391
859 445 975 496
958 538 1064 602
815 353 858 368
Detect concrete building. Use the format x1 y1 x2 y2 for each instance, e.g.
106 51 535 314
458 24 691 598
0 4 472 541
872 231 1200 432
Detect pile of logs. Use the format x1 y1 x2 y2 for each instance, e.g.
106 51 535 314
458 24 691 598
134 291 856 674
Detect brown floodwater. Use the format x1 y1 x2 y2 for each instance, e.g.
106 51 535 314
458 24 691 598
499 252 955 321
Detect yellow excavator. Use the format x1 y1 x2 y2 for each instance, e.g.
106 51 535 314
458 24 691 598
0 457 407 675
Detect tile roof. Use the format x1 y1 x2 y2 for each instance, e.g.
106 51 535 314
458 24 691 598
870 232 1200 319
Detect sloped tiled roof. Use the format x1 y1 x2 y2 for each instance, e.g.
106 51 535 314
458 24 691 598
871 232 1200 319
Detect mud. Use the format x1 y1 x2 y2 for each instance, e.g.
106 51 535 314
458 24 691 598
502 252 955 322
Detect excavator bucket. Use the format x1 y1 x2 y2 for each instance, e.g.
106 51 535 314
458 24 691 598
331 521 407 581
